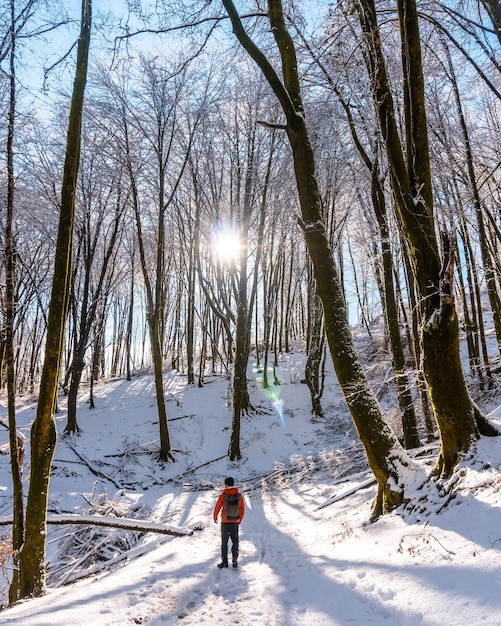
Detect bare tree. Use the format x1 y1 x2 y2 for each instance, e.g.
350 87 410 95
353 0 499 478
2 0 38 601
64 150 126 434
222 0 419 516
13 0 92 601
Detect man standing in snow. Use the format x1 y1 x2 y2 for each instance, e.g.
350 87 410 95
213 476 245 569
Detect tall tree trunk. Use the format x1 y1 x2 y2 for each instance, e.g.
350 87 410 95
283 240 296 353
130 170 173 462
14 0 91 600
188 167 205 382
396 240 434 441
126 252 135 382
228 122 263 460
371 167 419 448
65 343 84 434
5 0 24 601
223 0 419 517
304 271 325 418
299 22 417 440
229 229 252 459
186 253 195 384
355 0 495 478
261 256 271 389
443 37 501 357
89 328 98 408
65 193 123 433
458 210 492 382
124 109 173 462
229 182 252 461
229 294 248 461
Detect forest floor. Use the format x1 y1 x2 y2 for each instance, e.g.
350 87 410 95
0 335 501 624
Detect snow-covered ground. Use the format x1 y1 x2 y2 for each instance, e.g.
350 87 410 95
0 346 501 625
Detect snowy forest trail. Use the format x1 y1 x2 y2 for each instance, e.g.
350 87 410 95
146 483 419 625
133 485 393 626
2 363 501 624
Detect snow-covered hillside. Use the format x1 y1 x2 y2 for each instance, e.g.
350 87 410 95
1 347 501 625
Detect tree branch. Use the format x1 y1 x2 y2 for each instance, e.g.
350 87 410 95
221 0 296 121
256 119 287 130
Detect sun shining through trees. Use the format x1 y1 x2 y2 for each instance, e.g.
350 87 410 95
212 226 241 263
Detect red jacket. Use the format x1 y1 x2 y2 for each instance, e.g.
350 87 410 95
213 486 245 524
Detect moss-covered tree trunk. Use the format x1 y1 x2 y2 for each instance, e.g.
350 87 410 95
396 0 486 471
222 0 420 517
14 0 91 601
304 273 325 418
355 0 495 478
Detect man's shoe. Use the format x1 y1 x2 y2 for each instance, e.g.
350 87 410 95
217 562 228 569
232 560 238 568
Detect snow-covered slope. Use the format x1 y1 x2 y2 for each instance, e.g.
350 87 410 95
1 348 501 625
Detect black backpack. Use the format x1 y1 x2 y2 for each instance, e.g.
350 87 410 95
223 492 241 520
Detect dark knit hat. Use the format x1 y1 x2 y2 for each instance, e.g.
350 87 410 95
225 476 235 486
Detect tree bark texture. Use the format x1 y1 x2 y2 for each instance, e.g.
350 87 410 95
304 274 325 418
15 0 92 601
356 0 483 477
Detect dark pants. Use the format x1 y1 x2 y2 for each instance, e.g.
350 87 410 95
221 522 239 564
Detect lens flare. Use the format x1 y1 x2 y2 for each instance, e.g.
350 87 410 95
273 398 285 427
255 366 286 428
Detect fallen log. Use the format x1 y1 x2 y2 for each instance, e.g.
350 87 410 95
0 513 195 537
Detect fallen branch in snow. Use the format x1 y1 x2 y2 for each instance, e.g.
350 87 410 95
174 444 252 482
63 438 124 489
315 477 377 510
169 413 197 422
181 445 369 494
0 514 194 537
315 443 440 511
51 535 172 587
40 491 197 588
410 442 440 460
181 453 230 477
250 446 369 494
